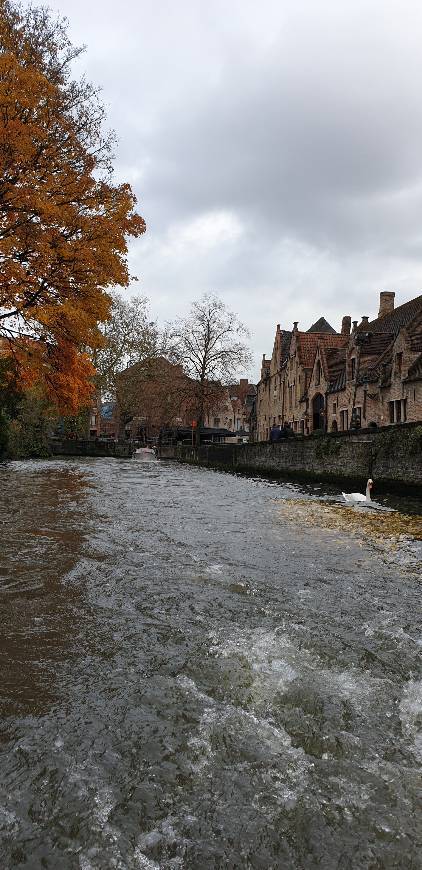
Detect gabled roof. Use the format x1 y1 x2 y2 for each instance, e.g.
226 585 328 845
307 317 337 334
320 346 348 393
296 332 346 369
360 294 422 336
359 333 393 359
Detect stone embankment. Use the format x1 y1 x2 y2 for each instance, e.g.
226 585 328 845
49 438 133 458
158 423 422 490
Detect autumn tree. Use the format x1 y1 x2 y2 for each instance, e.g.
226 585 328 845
0 1 145 413
169 294 252 436
95 294 159 401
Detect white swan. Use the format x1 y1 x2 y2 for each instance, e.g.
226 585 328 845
342 478 373 504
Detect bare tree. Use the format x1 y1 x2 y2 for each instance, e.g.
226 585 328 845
169 294 252 435
95 294 159 400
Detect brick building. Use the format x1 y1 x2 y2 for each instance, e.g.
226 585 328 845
204 379 256 434
116 357 196 442
255 291 422 439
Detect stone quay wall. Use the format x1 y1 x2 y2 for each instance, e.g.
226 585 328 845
49 439 133 459
160 423 422 490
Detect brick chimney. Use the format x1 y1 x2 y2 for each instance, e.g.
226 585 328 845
378 291 395 319
360 316 369 325
352 320 358 331
341 315 351 336
293 321 298 331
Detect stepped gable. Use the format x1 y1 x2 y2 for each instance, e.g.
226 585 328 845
261 358 270 378
280 329 292 364
307 317 337 334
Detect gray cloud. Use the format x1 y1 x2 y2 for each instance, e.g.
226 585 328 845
23 0 422 377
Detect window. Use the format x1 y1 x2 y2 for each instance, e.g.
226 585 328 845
214 417 220 426
395 352 403 377
389 401 394 423
351 358 356 379
403 398 407 422
340 409 349 430
333 402 337 414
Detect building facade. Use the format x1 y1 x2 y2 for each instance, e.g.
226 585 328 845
204 379 256 434
255 291 422 439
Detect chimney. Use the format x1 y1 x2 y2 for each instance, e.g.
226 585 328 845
352 320 358 331
276 323 280 331
361 316 369 325
293 321 298 330
341 315 351 336
378 291 395 319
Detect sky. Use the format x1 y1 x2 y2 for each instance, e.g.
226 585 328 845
23 0 422 380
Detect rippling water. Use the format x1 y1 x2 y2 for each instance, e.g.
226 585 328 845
0 457 421 869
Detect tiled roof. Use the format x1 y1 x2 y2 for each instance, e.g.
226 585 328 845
278 330 292 365
325 347 347 393
328 369 346 393
360 294 422 335
359 333 393 359
297 332 346 369
409 332 422 353
405 352 422 383
307 317 337 334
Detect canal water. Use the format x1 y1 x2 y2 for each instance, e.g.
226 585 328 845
0 457 421 869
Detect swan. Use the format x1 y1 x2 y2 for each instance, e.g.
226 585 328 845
342 478 373 504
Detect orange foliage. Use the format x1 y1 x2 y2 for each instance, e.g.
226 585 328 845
0 1 146 413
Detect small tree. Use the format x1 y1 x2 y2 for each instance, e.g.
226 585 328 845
95 294 159 401
169 294 252 437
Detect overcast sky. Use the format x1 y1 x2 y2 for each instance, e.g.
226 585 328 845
24 0 422 379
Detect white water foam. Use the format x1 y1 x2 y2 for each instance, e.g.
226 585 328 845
399 679 422 759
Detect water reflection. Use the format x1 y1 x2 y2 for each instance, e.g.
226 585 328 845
0 462 90 718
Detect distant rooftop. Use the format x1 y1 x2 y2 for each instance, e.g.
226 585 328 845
307 317 337 335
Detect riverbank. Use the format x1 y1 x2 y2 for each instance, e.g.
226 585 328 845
159 422 422 491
